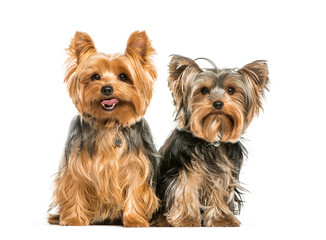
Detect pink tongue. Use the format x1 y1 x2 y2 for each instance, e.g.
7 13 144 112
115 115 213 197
101 99 118 106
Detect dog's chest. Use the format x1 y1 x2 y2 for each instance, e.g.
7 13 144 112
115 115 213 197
89 130 126 178
84 131 128 211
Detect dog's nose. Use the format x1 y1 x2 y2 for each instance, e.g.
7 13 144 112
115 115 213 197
101 86 114 96
213 101 224 110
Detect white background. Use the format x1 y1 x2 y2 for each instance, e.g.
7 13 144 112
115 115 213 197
1 0 325 239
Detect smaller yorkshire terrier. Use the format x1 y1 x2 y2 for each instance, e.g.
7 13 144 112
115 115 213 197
157 55 269 227
48 31 159 226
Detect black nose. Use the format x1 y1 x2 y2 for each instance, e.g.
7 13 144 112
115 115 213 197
213 101 224 110
101 86 114 96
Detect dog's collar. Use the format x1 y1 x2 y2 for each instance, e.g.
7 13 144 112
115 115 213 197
176 129 220 148
207 141 220 148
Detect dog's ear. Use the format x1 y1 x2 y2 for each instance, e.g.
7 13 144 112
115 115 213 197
169 55 197 82
125 31 156 65
64 32 96 109
125 30 156 87
124 31 157 116
168 55 202 125
238 60 269 92
238 60 269 122
64 31 97 94
68 31 97 64
168 55 201 103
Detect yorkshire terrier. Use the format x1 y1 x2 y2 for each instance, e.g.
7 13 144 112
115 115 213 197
157 55 269 227
48 31 159 226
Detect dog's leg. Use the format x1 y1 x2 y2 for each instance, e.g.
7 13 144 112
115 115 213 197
165 170 202 227
122 153 159 227
55 178 94 225
202 177 241 227
51 159 96 226
203 205 240 227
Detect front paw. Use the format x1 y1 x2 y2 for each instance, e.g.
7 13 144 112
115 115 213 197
59 217 90 226
123 214 150 227
206 216 241 227
124 220 150 227
168 217 201 227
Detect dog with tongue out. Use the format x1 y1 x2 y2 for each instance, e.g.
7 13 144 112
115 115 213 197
48 31 159 227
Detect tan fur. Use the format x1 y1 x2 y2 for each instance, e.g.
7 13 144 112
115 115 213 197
49 30 158 226
239 60 269 126
63 31 156 127
165 169 202 227
168 56 268 144
165 157 241 227
159 56 269 227
198 153 241 227
50 126 158 226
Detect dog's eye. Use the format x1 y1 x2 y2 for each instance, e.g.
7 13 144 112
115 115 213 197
118 74 128 81
201 87 210 95
227 87 235 95
91 74 101 81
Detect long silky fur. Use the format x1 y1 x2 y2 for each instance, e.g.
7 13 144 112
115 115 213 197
157 129 246 216
155 55 268 227
123 118 160 186
49 31 159 227
62 116 159 183
49 116 159 225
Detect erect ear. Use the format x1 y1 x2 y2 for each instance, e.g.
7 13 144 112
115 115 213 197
239 60 269 90
67 31 96 64
238 60 269 123
64 32 96 109
125 31 155 64
168 55 201 95
168 55 201 120
168 55 198 82
124 31 157 117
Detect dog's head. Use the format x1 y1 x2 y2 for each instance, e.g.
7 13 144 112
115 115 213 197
64 31 156 126
168 55 268 143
